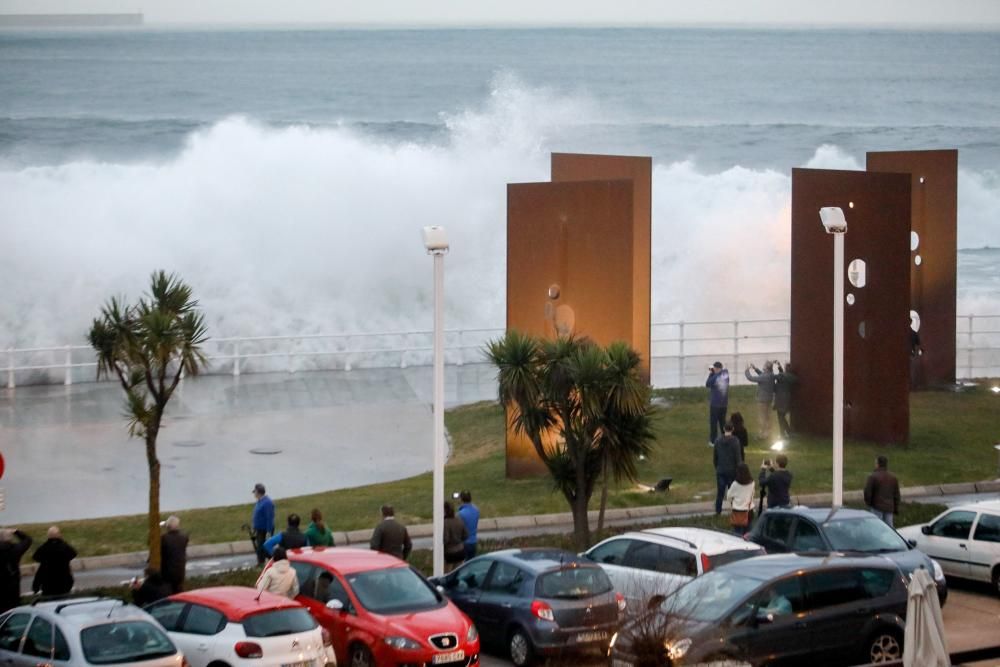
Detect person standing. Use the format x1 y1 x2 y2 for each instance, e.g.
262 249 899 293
32 526 77 596
726 463 756 535
443 502 468 573
773 362 797 439
706 361 730 446
730 412 749 462
305 509 335 547
131 567 173 606
160 515 188 594
457 490 480 560
263 514 308 555
759 454 793 509
745 361 776 440
864 456 901 527
713 422 742 515
0 528 32 612
370 505 412 560
255 547 299 599
251 483 275 565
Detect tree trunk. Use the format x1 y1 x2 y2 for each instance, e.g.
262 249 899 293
146 415 162 570
597 457 609 535
572 453 591 550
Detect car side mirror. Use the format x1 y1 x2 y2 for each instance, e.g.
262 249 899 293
907 539 918 548
326 599 344 611
755 611 774 625
921 525 931 535
436 585 446 594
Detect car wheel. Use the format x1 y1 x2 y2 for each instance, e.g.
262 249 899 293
509 628 534 667
867 629 903 663
350 643 374 667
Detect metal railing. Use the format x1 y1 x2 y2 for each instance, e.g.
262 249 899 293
4 315 999 390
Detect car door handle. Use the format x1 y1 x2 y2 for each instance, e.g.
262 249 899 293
501 602 513 608
958 543 967 549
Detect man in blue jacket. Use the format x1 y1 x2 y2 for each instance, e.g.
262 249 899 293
706 361 730 446
251 483 275 565
457 490 480 560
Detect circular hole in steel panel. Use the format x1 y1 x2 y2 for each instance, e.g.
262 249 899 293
911 231 920 251
858 321 867 339
910 310 921 332
915 254 922 266
848 259 867 288
846 293 856 306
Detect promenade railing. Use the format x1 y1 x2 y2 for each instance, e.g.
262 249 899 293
5 315 999 390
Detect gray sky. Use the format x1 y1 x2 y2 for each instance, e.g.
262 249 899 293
1 0 999 27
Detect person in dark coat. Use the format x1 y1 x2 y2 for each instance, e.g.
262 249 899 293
864 456 901 527
0 528 32 612
705 362 730 446
773 362 798 438
370 505 412 560
159 515 189 594
759 454 793 509
713 423 742 516
730 412 749 461
32 526 76 596
131 567 172 607
443 501 468 573
262 513 308 556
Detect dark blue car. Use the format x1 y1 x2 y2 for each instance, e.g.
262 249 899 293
430 548 624 666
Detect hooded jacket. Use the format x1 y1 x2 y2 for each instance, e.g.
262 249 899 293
257 559 299 599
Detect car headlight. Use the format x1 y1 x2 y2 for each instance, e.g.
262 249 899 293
931 559 945 582
466 624 479 642
665 637 692 660
384 636 422 650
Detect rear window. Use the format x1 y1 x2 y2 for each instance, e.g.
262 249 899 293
81 621 176 665
537 566 613 599
242 608 317 638
706 548 763 571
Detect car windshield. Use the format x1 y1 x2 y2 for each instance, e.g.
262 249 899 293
661 570 762 622
243 608 317 637
537 566 613 599
81 621 176 664
347 567 442 614
824 517 908 552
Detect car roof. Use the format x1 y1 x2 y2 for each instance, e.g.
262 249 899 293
764 506 877 523
952 499 1000 514
26 598 156 628
632 527 764 555
713 553 899 580
488 548 595 573
169 586 303 622
288 546 407 574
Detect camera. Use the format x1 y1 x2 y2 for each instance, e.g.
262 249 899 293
451 491 461 499
762 459 772 468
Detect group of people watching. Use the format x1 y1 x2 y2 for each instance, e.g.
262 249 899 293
0 526 77 613
706 359 797 445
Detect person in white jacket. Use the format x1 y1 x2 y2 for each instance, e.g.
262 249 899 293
726 463 756 536
256 546 299 599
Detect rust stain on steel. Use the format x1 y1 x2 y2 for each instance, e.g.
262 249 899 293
791 168 912 445
867 150 958 388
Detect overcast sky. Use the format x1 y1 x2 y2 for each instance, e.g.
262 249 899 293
1 0 999 27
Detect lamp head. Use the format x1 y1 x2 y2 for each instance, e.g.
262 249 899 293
422 225 449 254
819 207 847 234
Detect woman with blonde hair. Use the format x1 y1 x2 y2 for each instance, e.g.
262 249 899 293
726 463 756 536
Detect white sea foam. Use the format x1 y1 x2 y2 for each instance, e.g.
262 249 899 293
1 79 997 349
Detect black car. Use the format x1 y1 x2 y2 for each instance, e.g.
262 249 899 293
747 506 948 605
609 553 908 666
430 548 624 666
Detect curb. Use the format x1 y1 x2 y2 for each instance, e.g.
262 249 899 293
20 480 999 577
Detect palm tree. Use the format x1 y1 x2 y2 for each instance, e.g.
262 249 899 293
87 271 208 569
487 331 654 549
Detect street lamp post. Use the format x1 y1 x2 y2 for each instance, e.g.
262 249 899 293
820 207 847 507
422 226 449 577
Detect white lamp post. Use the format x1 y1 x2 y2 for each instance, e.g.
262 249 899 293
820 207 847 507
422 225 449 577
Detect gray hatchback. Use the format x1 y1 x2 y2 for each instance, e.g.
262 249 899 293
431 548 624 666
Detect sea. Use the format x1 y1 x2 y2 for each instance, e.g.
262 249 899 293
1 27 998 348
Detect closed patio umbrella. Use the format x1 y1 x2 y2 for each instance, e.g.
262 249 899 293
903 567 950 667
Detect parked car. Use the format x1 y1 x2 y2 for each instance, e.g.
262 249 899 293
582 527 765 608
430 548 624 667
897 499 1000 596
283 547 479 667
0 597 185 666
146 586 335 666
609 553 910 666
747 506 948 605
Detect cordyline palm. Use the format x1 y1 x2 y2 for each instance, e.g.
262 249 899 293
88 271 208 569
487 331 654 549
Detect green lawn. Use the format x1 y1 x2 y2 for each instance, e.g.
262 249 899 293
18 381 998 558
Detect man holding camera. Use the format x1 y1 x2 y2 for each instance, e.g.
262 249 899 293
758 454 793 510
706 361 730 446
745 361 776 440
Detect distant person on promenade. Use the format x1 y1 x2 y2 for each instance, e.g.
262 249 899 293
131 567 172 606
745 361 776 440
706 361 730 446
864 456 901 527
759 454 793 510
160 515 188 594
726 463 756 535
731 412 749 461
773 362 797 439
32 526 77 596
370 505 412 561
305 509 335 547
256 546 299 599
458 490 480 560
263 513 308 555
0 528 32 612
910 321 924 388
713 422 742 515
251 483 275 565
443 502 468 573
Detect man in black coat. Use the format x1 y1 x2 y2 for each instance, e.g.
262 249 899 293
32 526 77 596
713 422 742 516
370 505 412 560
0 528 32 612
160 516 189 594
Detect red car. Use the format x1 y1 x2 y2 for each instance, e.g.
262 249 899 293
284 547 480 667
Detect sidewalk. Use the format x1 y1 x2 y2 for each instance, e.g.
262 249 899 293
20 479 1000 579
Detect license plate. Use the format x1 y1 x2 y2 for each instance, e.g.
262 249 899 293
282 662 313 667
576 631 608 644
611 660 634 667
433 650 465 664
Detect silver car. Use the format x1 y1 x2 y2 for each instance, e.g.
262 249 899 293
0 597 186 666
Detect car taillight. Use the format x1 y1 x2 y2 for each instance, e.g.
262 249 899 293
615 592 626 613
322 628 333 647
530 600 555 622
181 658 191 667
235 641 264 658
700 553 712 573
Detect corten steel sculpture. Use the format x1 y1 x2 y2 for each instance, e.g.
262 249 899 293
867 150 958 388
505 153 652 477
790 168 912 445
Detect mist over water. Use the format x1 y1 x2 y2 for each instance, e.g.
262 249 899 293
2 29 999 349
